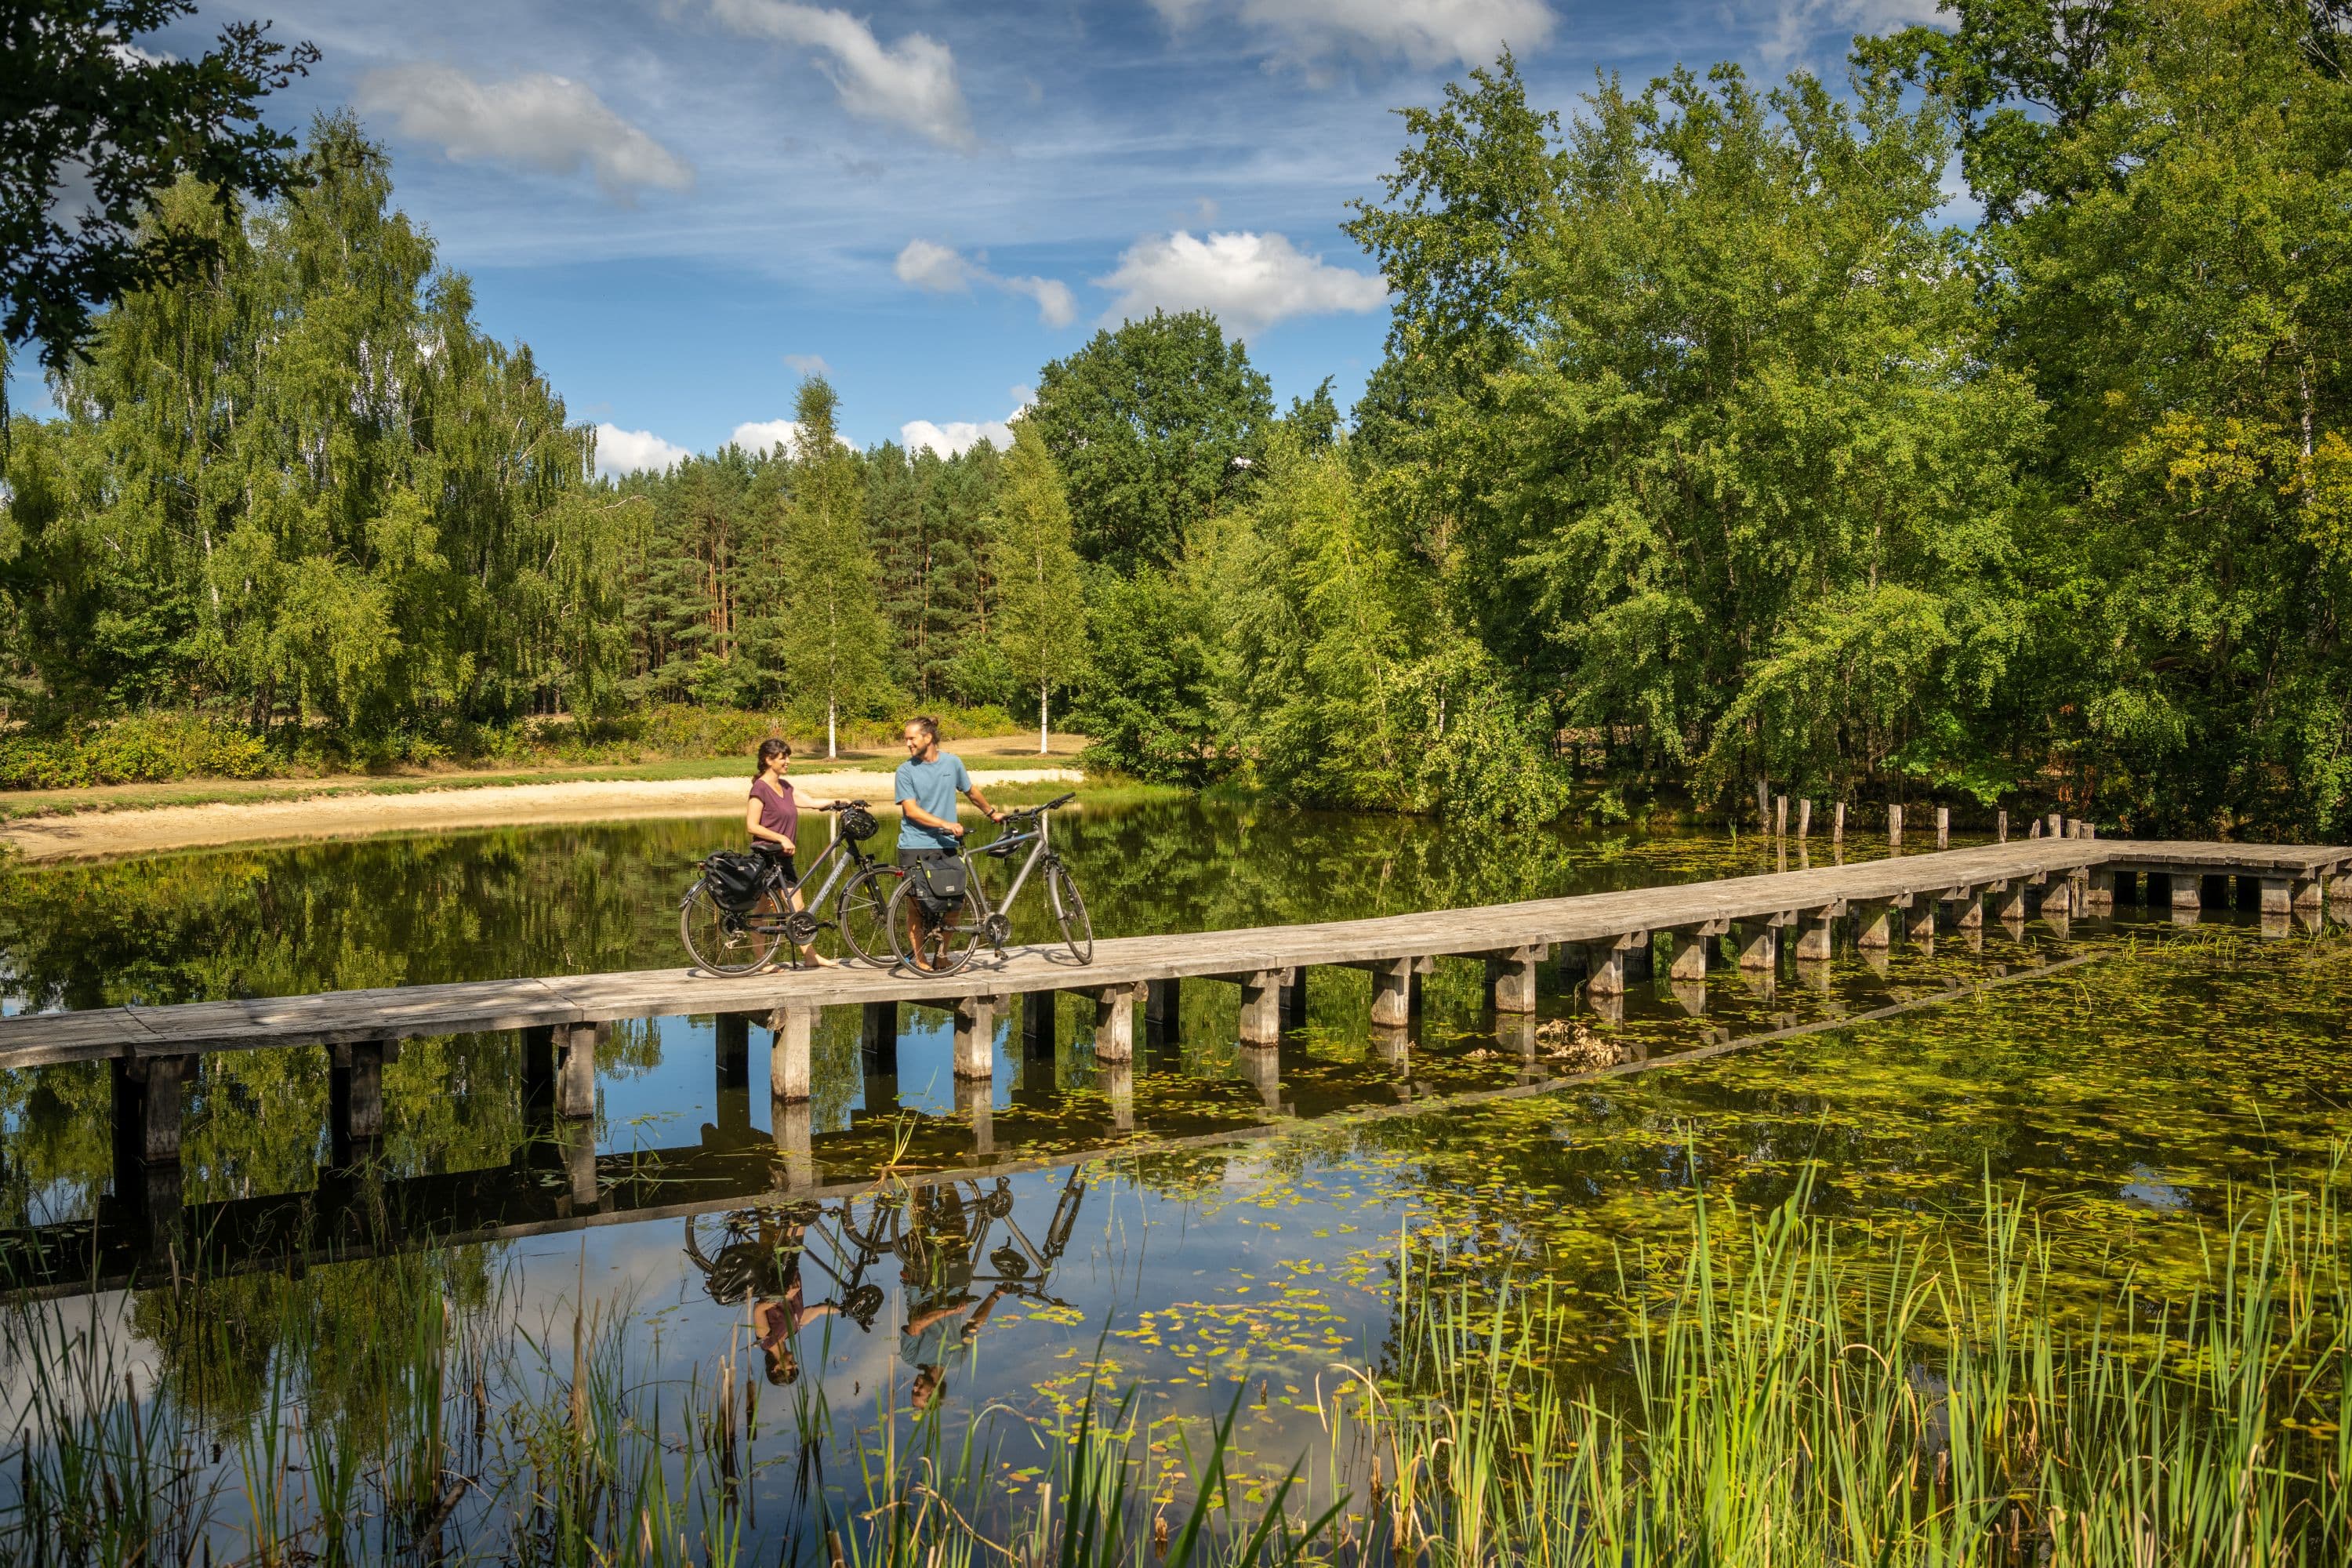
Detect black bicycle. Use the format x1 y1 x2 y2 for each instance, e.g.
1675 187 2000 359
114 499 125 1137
680 801 900 975
887 792 1091 975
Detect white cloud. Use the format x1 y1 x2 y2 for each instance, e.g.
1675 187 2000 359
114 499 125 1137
895 240 1076 327
901 417 1014 459
708 0 973 149
895 238 976 292
782 352 832 375
358 64 692 201
731 419 804 455
1151 0 1553 68
1762 0 1945 64
1094 230 1387 336
596 423 692 476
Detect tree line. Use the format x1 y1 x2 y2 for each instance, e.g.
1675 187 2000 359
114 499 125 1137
5 0 2350 835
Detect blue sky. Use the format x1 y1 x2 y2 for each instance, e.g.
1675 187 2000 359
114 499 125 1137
24 0 1941 470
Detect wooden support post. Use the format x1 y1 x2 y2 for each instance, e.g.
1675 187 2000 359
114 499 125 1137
2084 869 2115 913
2175 877 2208 916
1238 970 1287 1046
1484 946 1544 1013
1795 908 1835 960
521 1024 555 1112
1370 958 1416 1029
1018 991 1056 1058
1950 888 1983 929
2065 817 2082 839
1996 808 2008 843
329 1040 386 1160
2294 876 2325 916
2047 812 2063 838
1994 882 2027 923
1797 798 1812 839
772 1097 815 1189
1773 794 1788 837
952 996 999 1080
716 1012 751 1090
1853 900 1894 949
1093 982 1145 1062
1668 927 1711 980
1936 806 1950 849
768 1005 814 1102
1584 941 1629 995
1888 803 1903 847
861 1001 899 1073
2260 877 2296 916
1734 920 1778 971
2029 818 2042 839
113 1054 193 1166
1833 801 1846 844
557 1022 601 1120
1145 978 1181 1030
1905 897 1937 941
1279 969 1310 1029
1755 777 1770 829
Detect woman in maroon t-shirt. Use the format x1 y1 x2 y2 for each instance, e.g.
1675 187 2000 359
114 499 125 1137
747 738 833 967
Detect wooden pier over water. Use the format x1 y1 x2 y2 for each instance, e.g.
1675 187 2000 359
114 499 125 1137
4 833 2346 1219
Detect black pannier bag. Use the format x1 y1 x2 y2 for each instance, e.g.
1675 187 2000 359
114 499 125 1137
912 855 967 916
702 851 771 913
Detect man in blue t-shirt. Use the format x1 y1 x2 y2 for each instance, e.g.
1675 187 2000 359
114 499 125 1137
894 716 1003 967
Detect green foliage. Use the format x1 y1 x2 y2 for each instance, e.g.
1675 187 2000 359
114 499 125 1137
987 423 1088 746
776 379 893 752
1075 565 1229 786
1029 310 1273 572
0 1 319 374
0 711 267 789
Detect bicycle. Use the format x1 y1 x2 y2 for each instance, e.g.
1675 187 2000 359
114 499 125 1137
680 801 902 975
886 791 1091 975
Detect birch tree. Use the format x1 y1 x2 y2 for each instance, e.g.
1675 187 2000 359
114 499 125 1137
988 423 1088 752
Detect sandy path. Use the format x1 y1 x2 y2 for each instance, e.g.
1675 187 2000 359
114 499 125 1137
0 768 1083 864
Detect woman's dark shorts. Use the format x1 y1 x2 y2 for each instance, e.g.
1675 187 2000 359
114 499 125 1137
755 844 799 886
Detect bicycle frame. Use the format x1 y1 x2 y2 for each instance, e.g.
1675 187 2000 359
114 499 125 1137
960 809 1058 935
702 813 879 935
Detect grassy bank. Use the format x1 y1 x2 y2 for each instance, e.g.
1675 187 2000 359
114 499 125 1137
6 1151 2346 1564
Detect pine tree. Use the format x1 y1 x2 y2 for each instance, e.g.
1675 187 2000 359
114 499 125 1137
777 379 887 755
988 423 1088 752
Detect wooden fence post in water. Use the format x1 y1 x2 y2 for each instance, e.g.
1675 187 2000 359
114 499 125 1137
2047 812 2063 838
1833 802 1846 844
557 1023 602 1120
952 996 999 1079
1755 778 1770 829
1774 795 1788 837
1936 807 1950 849
1889 804 1903 847
768 1007 814 1102
1797 799 1812 840
1997 808 2008 843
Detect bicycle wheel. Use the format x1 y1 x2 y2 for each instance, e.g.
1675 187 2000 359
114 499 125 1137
833 865 903 967
681 880 784 975
1047 861 1094 964
887 874 984 976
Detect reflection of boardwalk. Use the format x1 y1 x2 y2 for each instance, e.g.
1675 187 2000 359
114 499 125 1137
2 837 2344 1258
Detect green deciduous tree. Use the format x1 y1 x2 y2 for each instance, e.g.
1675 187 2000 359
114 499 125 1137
988 423 1087 753
2 0 318 375
1028 310 1272 572
775 378 888 755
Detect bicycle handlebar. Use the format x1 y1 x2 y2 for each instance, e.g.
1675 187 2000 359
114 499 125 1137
1000 791 1078 819
817 800 869 811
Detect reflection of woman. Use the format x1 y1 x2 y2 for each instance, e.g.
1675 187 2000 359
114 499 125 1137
750 1218 838 1385
747 739 832 968
904 1285 1012 1410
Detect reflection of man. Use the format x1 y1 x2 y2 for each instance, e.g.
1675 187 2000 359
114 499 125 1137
904 1285 1014 1410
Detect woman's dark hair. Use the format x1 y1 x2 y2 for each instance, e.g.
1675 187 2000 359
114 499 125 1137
755 738 791 779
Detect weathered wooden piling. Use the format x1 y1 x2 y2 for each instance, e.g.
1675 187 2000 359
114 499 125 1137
1797 798 1813 839
1236 969 1287 1045
771 1006 813 1101
1093 981 1145 1061
1997 808 2008 843
1936 807 1951 849
1485 945 1544 1013
1853 898 1895 949
1833 801 1846 843
952 996 999 1078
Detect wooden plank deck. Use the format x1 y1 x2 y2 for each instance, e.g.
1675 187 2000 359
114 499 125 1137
2 838 2343 1071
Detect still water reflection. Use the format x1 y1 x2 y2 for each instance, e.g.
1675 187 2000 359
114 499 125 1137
2 798 2345 1559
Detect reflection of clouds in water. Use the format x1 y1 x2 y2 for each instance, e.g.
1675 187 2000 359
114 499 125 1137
2120 1165 2194 1211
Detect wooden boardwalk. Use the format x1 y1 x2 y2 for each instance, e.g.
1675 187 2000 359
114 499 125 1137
3 835 2345 1186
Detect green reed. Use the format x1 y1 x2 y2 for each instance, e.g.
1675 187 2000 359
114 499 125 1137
5 1147 2351 1564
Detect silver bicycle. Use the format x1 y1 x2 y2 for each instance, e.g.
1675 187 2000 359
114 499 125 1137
887 792 1091 975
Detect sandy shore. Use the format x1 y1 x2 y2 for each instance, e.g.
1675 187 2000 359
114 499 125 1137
0 768 1083 864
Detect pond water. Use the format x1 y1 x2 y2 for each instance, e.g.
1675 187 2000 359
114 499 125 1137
1 795 2347 1561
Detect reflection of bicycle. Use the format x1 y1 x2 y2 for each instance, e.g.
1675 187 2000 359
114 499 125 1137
680 801 902 975
889 792 1091 976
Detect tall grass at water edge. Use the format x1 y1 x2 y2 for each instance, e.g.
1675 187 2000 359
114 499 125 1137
2 1157 2349 1566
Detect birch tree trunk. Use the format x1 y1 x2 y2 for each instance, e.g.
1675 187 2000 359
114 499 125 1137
827 699 837 760
1040 681 1049 755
